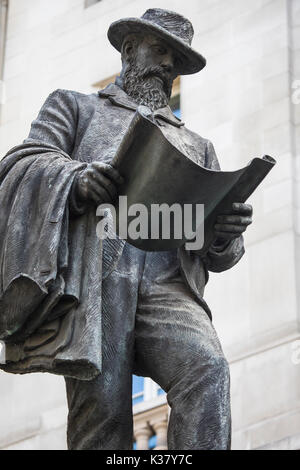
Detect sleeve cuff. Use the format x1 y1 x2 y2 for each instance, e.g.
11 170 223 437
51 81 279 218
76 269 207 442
210 237 232 252
206 236 245 272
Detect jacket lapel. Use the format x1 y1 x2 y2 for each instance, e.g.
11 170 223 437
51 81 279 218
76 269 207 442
98 83 184 128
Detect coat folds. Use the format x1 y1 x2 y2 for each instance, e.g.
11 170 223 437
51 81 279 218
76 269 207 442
0 143 103 379
0 83 244 380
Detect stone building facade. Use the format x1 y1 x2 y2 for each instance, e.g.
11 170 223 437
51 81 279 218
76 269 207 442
0 0 299 450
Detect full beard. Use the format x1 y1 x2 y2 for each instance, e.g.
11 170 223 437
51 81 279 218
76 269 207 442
123 62 173 111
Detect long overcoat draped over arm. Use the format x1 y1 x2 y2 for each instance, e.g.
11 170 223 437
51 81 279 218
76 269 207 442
0 85 244 379
0 91 105 380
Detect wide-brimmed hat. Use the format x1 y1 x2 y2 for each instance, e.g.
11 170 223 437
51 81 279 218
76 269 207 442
108 8 206 75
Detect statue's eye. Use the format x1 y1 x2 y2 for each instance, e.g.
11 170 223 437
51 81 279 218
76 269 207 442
153 45 166 55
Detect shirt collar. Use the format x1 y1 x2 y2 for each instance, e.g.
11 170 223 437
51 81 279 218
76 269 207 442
98 83 184 128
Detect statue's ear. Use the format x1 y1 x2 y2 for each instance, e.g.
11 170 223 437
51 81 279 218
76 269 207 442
122 39 134 61
122 35 140 62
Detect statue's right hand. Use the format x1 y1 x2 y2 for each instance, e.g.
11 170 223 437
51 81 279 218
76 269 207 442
74 162 124 206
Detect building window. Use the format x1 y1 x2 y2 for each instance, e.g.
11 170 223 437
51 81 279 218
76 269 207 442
169 93 181 119
132 375 166 406
169 76 181 118
132 375 145 405
148 435 157 449
85 0 101 8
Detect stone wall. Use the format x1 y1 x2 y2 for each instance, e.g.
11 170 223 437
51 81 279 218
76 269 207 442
0 0 299 450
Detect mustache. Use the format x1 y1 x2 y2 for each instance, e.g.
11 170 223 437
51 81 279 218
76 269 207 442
140 66 172 96
141 65 168 80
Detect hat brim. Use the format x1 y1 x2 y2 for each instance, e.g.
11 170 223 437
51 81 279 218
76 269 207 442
108 18 206 75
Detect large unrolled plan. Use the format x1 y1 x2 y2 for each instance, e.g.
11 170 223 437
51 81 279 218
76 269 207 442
112 107 276 252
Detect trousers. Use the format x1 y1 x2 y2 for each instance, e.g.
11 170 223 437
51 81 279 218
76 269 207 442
64 243 231 450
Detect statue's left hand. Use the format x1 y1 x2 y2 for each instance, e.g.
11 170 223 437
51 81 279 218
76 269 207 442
214 202 253 242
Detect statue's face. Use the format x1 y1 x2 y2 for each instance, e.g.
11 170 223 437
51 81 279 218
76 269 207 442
122 34 178 110
134 35 177 84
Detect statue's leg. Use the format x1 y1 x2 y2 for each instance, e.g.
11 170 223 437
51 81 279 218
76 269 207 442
133 251 231 450
64 244 144 450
